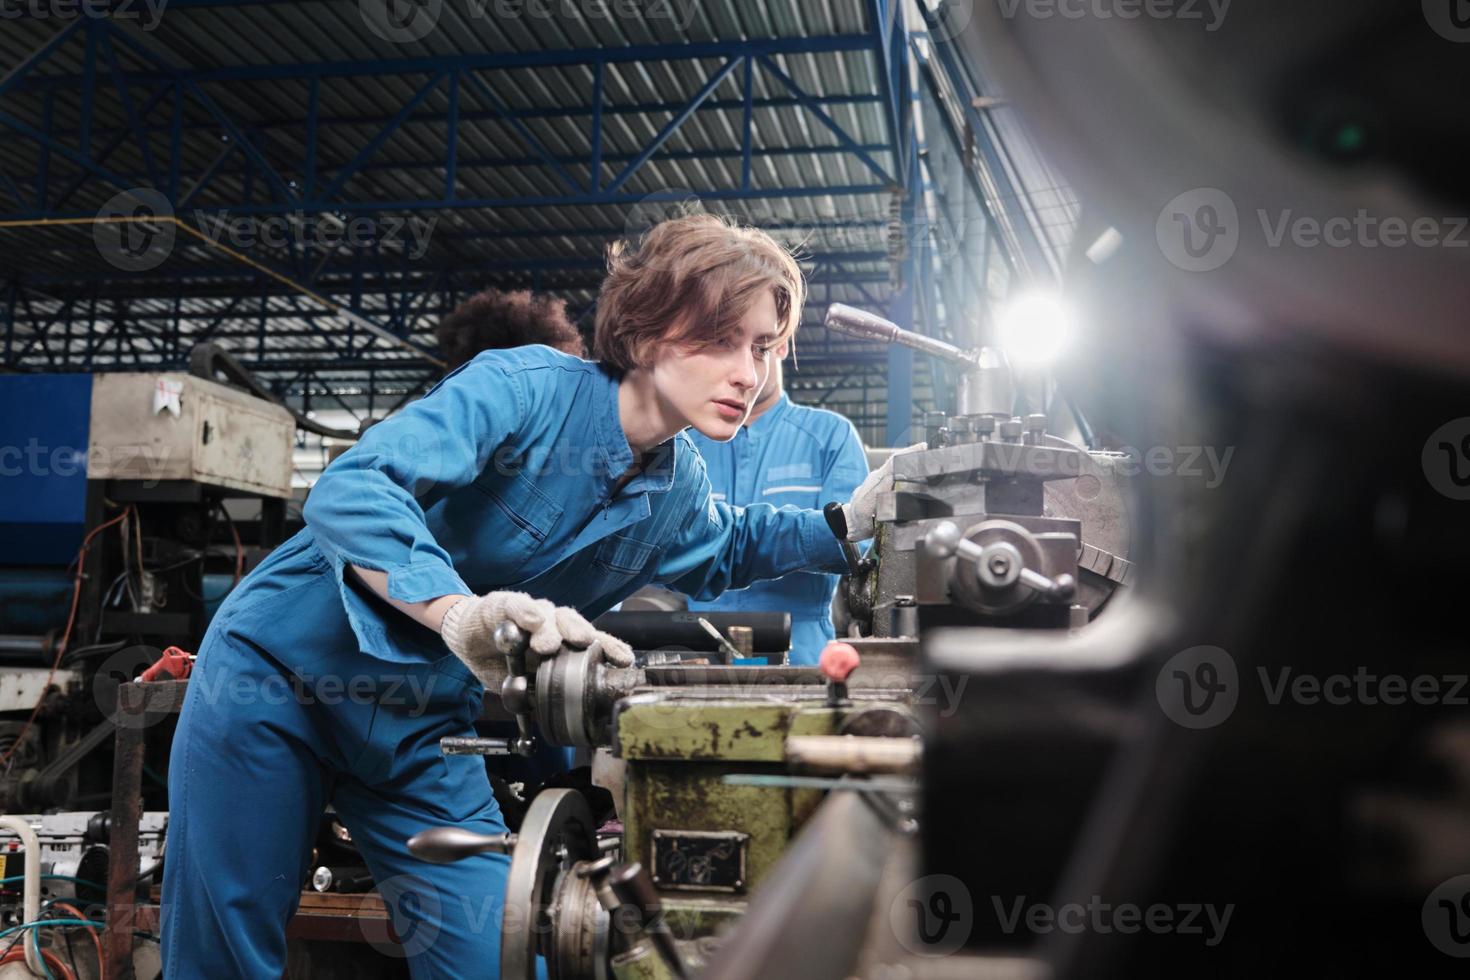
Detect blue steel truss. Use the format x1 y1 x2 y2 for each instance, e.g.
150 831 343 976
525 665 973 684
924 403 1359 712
0 3 1038 447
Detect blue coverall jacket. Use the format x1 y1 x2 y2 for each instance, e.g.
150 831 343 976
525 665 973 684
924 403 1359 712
162 346 847 979
687 393 869 664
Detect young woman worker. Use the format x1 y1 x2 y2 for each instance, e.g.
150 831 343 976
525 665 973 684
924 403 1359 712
161 214 898 978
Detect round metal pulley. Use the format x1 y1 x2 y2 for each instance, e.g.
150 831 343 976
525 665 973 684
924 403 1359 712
502 789 605 980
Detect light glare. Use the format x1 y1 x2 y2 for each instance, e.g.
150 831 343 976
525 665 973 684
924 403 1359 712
996 291 1076 365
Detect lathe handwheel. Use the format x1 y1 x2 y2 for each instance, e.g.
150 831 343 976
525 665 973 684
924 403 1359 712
502 788 601 980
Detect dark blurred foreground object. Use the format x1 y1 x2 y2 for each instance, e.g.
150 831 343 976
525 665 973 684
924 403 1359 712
704 5 1470 979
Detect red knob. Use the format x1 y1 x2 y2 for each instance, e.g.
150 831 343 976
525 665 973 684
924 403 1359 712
819 641 860 683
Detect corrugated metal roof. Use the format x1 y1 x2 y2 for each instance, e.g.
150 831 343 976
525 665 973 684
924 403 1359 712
0 1 1065 446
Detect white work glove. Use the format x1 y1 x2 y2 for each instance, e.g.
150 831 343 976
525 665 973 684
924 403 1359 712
441 592 635 690
840 443 927 542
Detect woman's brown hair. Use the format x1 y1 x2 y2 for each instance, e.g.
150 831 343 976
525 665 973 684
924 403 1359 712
593 213 805 371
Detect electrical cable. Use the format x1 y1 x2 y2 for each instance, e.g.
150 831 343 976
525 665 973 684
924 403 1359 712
0 919 107 941
57 639 128 670
0 876 106 890
32 930 53 980
0 943 73 980
47 902 100 976
216 504 245 586
0 919 92 980
117 513 138 610
113 859 163 895
0 507 133 769
132 509 147 607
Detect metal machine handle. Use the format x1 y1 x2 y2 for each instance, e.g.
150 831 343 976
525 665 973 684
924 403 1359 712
824 303 983 368
406 826 518 863
607 862 689 980
493 621 538 757
924 521 1076 600
439 737 518 756
823 502 874 576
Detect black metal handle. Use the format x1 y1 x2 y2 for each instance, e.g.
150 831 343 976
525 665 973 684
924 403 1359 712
824 502 871 576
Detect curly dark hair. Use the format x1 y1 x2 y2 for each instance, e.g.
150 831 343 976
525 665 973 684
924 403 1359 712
435 288 586 371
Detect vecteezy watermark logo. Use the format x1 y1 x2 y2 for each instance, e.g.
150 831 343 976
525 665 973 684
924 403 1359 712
0 0 169 31
95 188 176 273
1156 188 1239 272
1422 418 1470 501
890 875 973 956
1423 875 1470 957
1159 188 1470 271
992 895 1234 946
359 0 442 43
1156 646 1238 729
1423 0 1470 43
995 0 1230 31
95 647 170 729
362 874 443 958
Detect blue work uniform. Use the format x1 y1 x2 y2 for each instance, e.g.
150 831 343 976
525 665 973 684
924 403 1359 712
686 393 868 665
161 346 847 979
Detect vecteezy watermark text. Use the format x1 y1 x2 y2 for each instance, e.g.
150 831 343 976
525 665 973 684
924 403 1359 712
1157 188 1470 272
992 895 1234 946
1157 646 1470 729
0 440 172 483
192 209 438 261
995 0 1230 31
0 0 167 30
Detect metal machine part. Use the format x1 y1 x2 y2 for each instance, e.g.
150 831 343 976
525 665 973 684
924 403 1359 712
0 811 167 902
87 372 295 498
591 612 790 661
923 519 1077 617
823 303 1131 634
431 632 920 980
410 789 614 980
309 865 373 894
825 303 1014 419
502 790 609 980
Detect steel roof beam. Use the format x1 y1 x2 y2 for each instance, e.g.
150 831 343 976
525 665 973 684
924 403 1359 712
3 94 884 144
6 35 877 88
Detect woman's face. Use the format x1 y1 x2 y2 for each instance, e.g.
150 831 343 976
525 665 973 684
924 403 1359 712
649 290 780 442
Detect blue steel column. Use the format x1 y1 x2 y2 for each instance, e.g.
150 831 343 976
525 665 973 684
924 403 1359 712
884 11 919 448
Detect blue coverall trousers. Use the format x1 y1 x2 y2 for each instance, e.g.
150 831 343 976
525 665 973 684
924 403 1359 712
160 599 511 978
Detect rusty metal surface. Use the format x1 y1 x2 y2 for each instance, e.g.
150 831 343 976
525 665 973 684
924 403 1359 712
104 686 155 980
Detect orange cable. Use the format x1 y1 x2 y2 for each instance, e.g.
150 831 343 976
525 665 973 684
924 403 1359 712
0 943 77 980
48 902 101 975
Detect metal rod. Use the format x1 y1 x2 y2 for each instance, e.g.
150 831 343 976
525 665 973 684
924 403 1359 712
824 302 981 367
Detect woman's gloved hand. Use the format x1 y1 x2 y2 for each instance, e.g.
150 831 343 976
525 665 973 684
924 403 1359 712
841 442 927 541
440 592 635 687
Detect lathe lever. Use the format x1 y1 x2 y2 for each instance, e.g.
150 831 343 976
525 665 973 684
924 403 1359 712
925 521 1077 600
406 826 518 863
492 621 538 756
823 501 875 576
